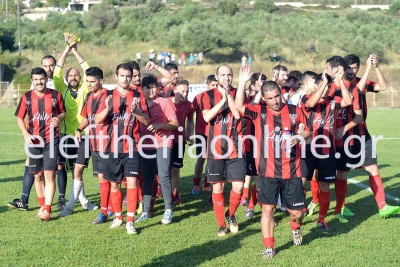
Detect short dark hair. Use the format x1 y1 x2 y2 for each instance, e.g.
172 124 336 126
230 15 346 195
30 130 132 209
315 73 332 85
287 70 302 83
86 67 103 80
273 64 288 72
31 67 47 78
175 79 189 87
127 61 140 72
261 81 280 94
165 63 178 71
141 73 158 89
41 55 56 65
115 63 133 75
302 71 317 82
250 72 267 85
206 75 217 84
326 55 347 69
344 54 360 67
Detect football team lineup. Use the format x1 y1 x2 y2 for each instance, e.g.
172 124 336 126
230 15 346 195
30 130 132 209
2 33 400 264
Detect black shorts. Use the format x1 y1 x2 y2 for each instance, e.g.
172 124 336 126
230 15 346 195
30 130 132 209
102 152 140 182
91 151 104 177
206 158 246 183
336 147 351 172
257 176 305 210
29 138 59 173
302 152 336 183
195 134 207 157
171 142 185 169
349 136 377 168
245 151 257 176
58 135 90 170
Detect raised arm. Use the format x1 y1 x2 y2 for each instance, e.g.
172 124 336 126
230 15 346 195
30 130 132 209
235 65 252 114
335 66 352 108
305 70 328 109
357 54 387 92
145 61 174 86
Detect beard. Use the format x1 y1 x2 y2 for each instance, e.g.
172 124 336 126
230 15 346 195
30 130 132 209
68 79 79 89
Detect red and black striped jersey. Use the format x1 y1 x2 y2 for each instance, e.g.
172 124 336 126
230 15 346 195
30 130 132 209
129 84 143 94
15 89 65 144
301 94 342 155
281 86 294 95
330 82 363 147
351 77 377 122
80 89 109 152
200 87 242 159
242 103 310 179
97 88 148 153
192 91 208 136
171 100 194 143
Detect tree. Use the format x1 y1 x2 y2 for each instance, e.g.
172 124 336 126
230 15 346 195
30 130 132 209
217 0 238 16
253 0 278 13
82 4 120 31
388 0 400 14
147 0 165 13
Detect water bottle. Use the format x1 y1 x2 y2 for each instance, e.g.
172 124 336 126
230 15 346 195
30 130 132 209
282 127 291 153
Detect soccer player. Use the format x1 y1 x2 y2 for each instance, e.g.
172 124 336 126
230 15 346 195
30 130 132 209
95 63 150 234
235 65 311 259
302 57 352 229
15 67 66 221
333 54 400 219
136 74 178 223
288 71 317 107
345 54 387 122
282 70 302 102
128 60 175 94
272 64 288 101
200 64 244 237
8 55 63 211
191 75 218 195
68 67 113 223
241 72 267 219
55 43 98 216
170 80 194 205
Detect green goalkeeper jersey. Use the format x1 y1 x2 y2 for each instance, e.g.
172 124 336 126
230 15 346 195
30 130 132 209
53 61 90 135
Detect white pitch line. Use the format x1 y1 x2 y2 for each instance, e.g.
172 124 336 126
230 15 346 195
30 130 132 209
0 132 22 135
348 178 400 203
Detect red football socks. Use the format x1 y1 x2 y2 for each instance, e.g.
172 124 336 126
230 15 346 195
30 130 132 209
318 190 330 221
126 188 138 223
228 191 241 217
369 175 386 209
111 190 123 220
310 179 320 204
212 192 226 227
263 237 275 248
99 181 110 216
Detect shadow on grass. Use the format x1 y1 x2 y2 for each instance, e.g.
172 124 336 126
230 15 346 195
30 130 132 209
140 229 260 267
0 176 22 183
0 159 25 166
0 205 10 214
